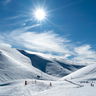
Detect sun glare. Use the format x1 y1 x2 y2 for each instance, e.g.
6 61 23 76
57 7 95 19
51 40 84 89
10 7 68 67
33 8 47 21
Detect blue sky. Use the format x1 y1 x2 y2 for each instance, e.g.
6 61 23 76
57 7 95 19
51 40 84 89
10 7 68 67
0 0 96 45
0 0 96 64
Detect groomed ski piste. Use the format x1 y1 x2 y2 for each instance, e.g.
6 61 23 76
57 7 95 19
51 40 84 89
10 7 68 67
0 44 96 96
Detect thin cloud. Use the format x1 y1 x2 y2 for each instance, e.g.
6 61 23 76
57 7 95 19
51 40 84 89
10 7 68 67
0 42 12 48
12 31 70 53
0 25 96 65
0 25 72 55
74 45 96 58
72 45 96 65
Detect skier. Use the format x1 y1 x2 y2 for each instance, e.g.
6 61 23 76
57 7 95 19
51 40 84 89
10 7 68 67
25 80 27 85
49 82 52 87
34 80 36 84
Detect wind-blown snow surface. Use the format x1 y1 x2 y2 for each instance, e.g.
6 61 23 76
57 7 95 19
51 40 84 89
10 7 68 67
0 44 96 96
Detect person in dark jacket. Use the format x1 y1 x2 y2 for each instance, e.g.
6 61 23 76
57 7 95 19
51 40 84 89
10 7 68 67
25 80 27 85
49 82 52 87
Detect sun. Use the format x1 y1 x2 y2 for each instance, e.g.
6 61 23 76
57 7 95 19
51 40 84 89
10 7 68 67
33 8 47 21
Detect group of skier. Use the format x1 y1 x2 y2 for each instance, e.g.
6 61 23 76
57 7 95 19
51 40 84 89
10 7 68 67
90 82 95 87
24 80 52 87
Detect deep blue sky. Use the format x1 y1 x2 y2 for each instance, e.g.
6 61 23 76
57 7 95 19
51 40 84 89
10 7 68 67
0 0 96 48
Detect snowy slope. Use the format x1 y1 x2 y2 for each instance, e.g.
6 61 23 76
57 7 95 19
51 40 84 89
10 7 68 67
60 63 96 81
0 44 57 82
0 79 96 96
18 50 83 77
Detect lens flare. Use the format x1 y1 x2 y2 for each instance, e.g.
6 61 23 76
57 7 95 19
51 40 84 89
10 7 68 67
33 8 47 21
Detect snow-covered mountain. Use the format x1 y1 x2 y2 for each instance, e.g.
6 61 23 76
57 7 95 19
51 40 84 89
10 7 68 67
0 44 83 82
18 49 83 77
0 44 96 96
0 44 57 82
